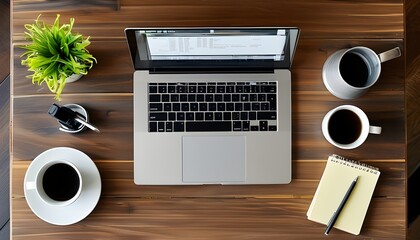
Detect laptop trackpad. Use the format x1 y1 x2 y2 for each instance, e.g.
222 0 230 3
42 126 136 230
182 136 246 183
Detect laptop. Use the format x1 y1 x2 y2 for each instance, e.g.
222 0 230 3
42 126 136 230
125 27 299 185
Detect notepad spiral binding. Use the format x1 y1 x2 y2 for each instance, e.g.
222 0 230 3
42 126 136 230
330 154 380 175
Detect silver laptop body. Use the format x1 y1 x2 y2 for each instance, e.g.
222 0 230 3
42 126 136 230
125 27 299 185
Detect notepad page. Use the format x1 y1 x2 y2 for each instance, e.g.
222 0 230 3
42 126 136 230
307 155 380 235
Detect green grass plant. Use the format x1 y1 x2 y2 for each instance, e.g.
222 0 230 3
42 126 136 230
21 14 96 100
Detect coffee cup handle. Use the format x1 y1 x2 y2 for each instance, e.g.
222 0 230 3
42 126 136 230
369 126 382 135
378 47 401 63
26 181 36 190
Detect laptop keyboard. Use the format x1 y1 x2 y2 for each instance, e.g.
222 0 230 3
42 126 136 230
148 82 277 132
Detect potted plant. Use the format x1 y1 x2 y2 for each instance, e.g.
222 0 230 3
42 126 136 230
21 14 96 100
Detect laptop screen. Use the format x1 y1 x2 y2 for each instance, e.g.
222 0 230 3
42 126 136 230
125 28 299 72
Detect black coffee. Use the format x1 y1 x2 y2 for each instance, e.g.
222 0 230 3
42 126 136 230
328 109 362 145
42 163 80 201
339 52 369 88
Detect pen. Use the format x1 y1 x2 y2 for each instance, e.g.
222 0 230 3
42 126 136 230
325 176 358 235
74 117 101 133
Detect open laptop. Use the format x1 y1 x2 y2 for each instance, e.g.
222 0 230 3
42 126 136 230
125 27 299 185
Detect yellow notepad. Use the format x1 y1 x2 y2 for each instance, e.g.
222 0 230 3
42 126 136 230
307 154 380 235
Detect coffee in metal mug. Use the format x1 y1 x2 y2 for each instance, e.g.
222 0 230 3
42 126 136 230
322 46 401 99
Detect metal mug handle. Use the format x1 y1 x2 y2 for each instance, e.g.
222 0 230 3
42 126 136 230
378 47 401 63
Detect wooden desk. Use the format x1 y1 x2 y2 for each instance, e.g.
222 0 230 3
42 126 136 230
11 1 406 239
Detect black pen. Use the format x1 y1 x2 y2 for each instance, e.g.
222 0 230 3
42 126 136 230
325 176 359 235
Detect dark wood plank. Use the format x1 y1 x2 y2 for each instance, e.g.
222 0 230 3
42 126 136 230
0 77 10 235
293 92 405 160
12 0 403 40
13 0 118 11
10 197 405 239
11 160 405 199
11 88 405 162
13 41 133 95
12 94 133 161
13 39 404 96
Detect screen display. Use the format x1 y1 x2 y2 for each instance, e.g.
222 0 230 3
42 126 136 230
126 28 299 72
142 30 286 61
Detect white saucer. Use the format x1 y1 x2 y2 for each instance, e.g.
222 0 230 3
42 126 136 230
24 147 101 225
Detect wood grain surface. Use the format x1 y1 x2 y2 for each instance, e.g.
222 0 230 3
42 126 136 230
11 0 406 239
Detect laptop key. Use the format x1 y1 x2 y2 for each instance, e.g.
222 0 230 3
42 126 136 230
149 103 162 111
149 94 160 102
190 103 198 111
195 112 204 121
199 103 207 111
188 94 196 102
174 122 185 132
257 112 276 120
186 121 232 132
215 112 223 120
261 103 269 111
205 112 213 120
241 112 248 120
260 121 268 131
149 122 158 132
161 94 170 102
224 112 231 120
168 112 176 121
205 94 214 102
209 103 217 111
168 86 176 93
197 94 205 102
177 112 185 121
186 112 195 120
166 122 173 132
189 85 197 93
158 122 165 132
243 121 250 131
149 86 158 93
158 86 167 93
171 94 179 102
172 103 181 111
164 103 171 111
198 86 206 93
181 103 189 111
217 86 225 93
180 94 188 102
149 113 167 121
249 112 257 120
233 121 242 131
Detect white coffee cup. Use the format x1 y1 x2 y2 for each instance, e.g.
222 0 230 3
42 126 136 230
25 160 82 207
322 46 401 99
322 105 382 149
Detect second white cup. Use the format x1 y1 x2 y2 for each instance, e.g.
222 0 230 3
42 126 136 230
322 105 381 149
